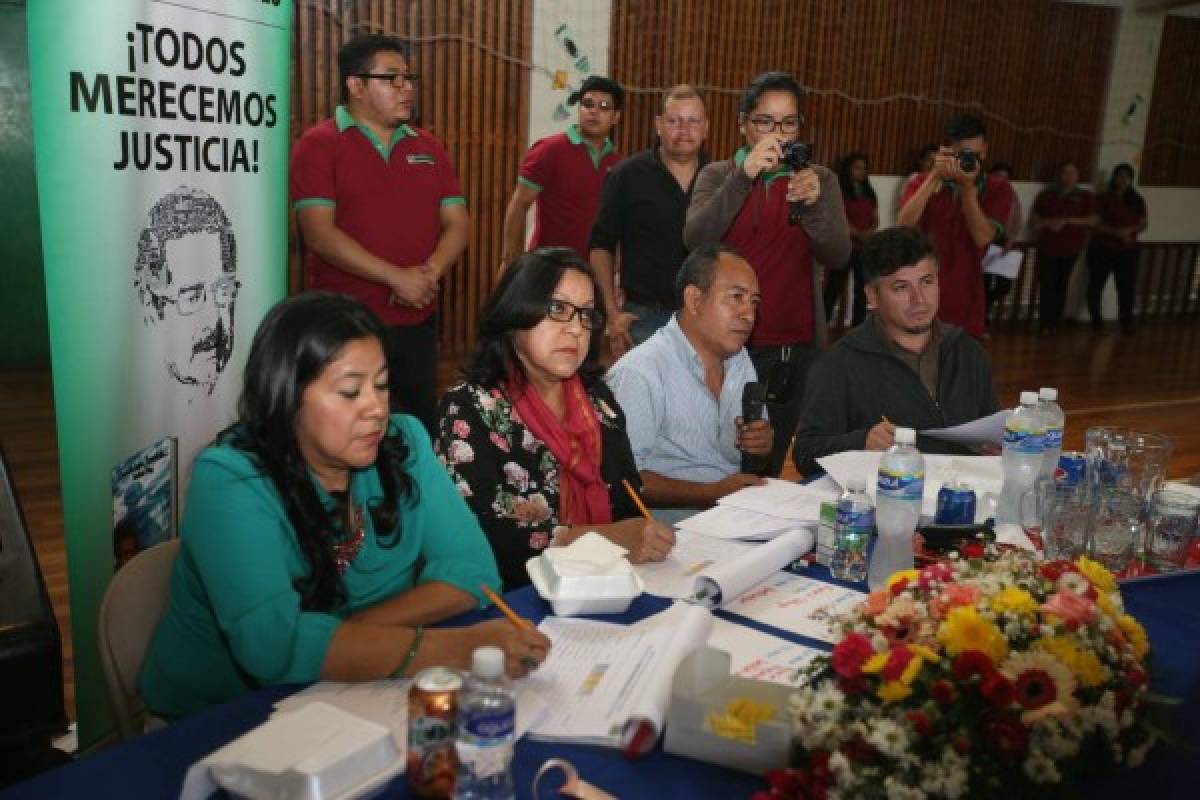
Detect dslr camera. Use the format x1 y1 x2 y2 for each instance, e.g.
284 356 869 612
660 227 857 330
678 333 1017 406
780 140 812 171
956 148 979 173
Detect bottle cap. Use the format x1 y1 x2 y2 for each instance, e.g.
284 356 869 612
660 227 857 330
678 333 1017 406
847 476 867 491
1020 391 1039 406
895 427 916 445
1039 387 1057 401
472 646 505 679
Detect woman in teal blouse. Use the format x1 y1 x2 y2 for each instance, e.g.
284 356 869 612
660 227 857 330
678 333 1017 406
140 293 550 719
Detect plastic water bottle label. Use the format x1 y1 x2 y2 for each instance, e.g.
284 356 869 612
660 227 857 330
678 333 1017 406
878 468 925 502
463 710 515 739
836 508 874 537
1003 423 1043 455
455 739 513 780
1044 425 1063 449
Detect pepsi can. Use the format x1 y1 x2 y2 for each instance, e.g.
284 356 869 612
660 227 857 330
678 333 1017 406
1055 451 1087 489
935 483 977 525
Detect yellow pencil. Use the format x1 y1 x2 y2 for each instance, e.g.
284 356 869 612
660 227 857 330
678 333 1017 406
622 479 653 521
480 583 534 631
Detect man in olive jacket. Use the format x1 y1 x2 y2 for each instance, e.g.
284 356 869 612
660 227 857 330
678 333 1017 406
792 226 1000 475
684 71 850 477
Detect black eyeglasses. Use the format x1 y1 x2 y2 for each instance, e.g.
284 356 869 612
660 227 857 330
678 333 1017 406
579 97 614 111
747 114 804 134
357 72 419 88
546 299 604 330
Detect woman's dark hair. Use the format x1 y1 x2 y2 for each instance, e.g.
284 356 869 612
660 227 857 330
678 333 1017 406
462 248 606 389
738 71 805 115
225 291 412 612
1107 163 1144 208
836 152 877 205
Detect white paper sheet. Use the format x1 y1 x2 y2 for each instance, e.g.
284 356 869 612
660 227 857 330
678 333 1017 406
721 572 867 644
524 603 712 747
692 528 816 606
921 410 1008 449
707 617 824 687
635 530 754 599
716 478 838 521
674 503 797 540
817 451 1004 517
982 244 1024 279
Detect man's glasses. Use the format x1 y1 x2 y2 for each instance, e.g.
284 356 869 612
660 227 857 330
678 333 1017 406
747 115 804 134
579 97 614 112
157 276 240 316
546 298 604 330
357 72 420 88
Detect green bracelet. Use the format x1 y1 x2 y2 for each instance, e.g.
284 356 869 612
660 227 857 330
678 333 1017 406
393 625 424 679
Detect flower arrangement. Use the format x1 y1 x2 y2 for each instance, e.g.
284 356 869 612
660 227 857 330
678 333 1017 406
763 550 1157 799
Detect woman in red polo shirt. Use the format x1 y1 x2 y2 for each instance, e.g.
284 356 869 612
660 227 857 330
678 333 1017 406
1087 164 1148 334
1031 161 1097 335
823 153 878 327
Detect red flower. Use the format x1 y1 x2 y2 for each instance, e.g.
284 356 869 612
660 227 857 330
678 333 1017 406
952 650 994 681
840 735 879 764
1038 560 1076 582
919 562 955 590
881 645 915 682
961 542 986 559
932 679 957 706
980 671 1015 708
837 675 869 696
905 710 934 737
889 575 912 596
1013 669 1057 710
982 713 1028 758
1127 668 1148 688
831 633 875 679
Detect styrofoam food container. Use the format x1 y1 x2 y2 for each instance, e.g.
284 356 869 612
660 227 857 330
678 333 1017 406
525 554 643 616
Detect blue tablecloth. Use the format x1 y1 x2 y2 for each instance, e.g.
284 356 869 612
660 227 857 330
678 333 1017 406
5 569 1198 799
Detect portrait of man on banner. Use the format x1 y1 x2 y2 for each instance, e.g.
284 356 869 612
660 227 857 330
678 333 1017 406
133 186 240 397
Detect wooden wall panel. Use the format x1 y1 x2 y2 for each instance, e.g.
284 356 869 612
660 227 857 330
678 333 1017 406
1142 15 1200 188
291 0 532 354
608 1 1116 182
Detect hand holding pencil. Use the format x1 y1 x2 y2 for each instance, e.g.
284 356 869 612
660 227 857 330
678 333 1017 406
478 584 551 676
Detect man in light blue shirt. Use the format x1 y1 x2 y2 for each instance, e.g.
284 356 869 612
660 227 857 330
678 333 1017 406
607 244 771 522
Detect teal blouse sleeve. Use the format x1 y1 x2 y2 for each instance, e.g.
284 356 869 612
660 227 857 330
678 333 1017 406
181 447 341 686
392 414 502 606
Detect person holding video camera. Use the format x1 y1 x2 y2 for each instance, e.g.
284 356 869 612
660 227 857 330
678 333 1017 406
896 115 1015 339
684 71 850 477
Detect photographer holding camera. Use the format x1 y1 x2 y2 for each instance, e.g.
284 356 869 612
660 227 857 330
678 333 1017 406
896 115 1015 339
684 71 850 477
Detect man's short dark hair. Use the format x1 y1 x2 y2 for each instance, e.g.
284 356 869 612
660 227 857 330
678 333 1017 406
338 34 410 102
860 227 937 283
738 71 805 115
574 75 625 110
945 114 986 143
675 243 741 307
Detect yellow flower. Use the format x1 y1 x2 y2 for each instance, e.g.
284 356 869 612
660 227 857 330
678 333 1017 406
1040 636 1111 688
1074 556 1117 594
878 680 912 703
1118 614 1150 660
1096 591 1117 619
990 586 1039 616
887 569 919 592
900 653 924 686
937 606 1009 663
861 652 889 675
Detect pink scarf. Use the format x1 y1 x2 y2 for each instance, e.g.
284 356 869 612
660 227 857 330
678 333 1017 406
507 372 612 526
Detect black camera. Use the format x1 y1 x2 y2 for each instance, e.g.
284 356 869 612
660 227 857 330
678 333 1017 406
956 148 979 173
780 140 812 171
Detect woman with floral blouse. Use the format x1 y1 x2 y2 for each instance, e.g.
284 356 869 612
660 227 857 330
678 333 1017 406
436 248 675 588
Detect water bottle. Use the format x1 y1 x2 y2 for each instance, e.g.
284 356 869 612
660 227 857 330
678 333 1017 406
997 391 1046 525
453 647 515 800
869 428 924 590
1037 387 1064 483
830 477 874 582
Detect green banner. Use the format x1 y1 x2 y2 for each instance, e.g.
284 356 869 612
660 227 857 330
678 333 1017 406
28 0 292 745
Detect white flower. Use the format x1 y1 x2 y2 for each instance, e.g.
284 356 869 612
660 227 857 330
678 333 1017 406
1024 748 1062 784
810 682 845 720
866 717 909 759
502 461 530 491
446 439 475 465
883 776 926 800
828 751 854 785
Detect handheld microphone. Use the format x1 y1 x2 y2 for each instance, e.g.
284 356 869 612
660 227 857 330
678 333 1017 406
740 381 767 475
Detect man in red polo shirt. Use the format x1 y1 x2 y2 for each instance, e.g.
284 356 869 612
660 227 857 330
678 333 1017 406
290 34 469 435
897 116 1014 339
500 76 623 265
684 71 850 477
1030 161 1097 335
